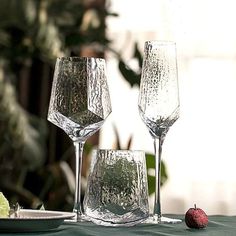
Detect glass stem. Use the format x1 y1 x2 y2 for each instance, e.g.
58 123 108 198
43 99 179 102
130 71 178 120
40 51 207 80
73 141 85 220
153 135 165 222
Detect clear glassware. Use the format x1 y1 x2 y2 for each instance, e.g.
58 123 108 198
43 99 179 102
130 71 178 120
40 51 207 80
138 41 181 224
47 57 112 221
83 149 149 227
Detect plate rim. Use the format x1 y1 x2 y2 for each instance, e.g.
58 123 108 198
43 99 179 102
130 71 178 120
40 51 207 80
0 209 75 221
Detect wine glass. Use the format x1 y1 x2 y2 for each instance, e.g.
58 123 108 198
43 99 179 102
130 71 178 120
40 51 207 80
47 57 112 221
138 41 181 224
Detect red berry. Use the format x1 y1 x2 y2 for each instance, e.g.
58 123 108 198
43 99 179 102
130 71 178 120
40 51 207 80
185 204 208 229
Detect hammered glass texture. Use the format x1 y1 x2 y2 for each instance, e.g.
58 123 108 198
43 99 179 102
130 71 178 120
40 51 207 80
83 150 149 227
138 41 180 137
47 57 112 141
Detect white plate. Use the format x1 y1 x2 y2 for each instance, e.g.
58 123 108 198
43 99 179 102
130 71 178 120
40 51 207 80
0 209 75 232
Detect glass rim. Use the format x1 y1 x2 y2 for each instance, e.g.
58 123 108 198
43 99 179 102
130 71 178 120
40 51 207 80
93 149 145 153
56 56 105 62
145 40 176 46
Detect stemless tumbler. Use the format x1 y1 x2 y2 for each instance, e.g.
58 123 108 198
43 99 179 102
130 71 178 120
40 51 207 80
83 150 149 227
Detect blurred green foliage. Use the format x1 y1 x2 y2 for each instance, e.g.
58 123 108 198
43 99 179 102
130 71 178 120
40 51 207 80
118 42 142 87
0 0 167 209
0 0 115 210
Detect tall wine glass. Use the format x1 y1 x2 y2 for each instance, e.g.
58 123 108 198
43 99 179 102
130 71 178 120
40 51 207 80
138 41 181 224
47 57 112 221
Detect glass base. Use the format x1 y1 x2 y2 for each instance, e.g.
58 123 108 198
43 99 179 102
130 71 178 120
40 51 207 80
143 215 182 224
65 213 88 223
83 216 146 227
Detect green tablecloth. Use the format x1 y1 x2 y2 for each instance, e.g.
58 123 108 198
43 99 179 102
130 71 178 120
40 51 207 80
1 215 236 235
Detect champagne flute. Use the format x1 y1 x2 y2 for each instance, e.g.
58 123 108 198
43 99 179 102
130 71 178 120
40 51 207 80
47 57 112 221
138 41 181 224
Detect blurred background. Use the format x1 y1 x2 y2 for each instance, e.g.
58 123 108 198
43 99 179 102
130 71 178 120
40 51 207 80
1 0 236 216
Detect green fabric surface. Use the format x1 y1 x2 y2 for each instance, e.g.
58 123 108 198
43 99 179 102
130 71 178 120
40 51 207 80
1 215 236 235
